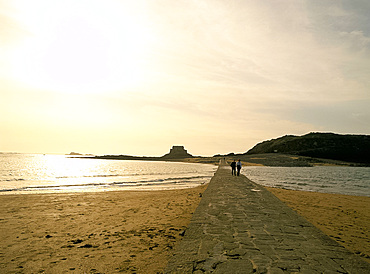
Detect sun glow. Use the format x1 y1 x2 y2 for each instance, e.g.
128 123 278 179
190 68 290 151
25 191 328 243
9 0 157 94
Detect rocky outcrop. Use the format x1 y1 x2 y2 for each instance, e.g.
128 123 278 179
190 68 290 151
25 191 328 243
67 152 83 156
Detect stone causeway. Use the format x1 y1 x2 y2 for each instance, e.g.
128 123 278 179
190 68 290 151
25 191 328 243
165 160 370 273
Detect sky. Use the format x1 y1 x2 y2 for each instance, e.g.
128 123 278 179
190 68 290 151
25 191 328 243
1 0 369 156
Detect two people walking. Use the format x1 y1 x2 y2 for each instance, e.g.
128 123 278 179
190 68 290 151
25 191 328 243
230 159 242 176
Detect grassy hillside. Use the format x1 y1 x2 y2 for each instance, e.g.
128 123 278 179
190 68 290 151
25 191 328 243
245 133 370 164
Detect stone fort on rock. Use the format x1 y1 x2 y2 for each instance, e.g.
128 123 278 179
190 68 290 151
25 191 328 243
161 146 193 159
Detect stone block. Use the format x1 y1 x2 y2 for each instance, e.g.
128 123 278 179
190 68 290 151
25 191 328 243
213 259 254 274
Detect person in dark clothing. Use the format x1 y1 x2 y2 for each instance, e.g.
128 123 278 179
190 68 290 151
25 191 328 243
236 159 242 176
230 160 236 176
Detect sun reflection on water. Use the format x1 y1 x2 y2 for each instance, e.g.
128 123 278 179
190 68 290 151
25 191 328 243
0 154 216 194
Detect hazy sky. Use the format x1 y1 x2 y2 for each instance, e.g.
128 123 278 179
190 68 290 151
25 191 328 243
1 0 369 156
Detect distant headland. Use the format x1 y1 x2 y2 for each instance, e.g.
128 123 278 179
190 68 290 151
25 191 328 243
90 145 194 162
84 133 370 167
67 152 94 156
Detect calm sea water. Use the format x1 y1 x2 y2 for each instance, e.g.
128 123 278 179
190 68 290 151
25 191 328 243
2 154 369 196
243 166 370 197
0 153 217 194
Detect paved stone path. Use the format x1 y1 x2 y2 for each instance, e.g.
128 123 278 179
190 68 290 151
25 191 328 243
165 160 370 273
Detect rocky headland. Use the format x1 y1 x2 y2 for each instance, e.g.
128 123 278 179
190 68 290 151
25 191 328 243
88 133 370 167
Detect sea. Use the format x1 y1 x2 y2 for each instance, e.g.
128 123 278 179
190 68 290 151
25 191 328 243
242 166 370 197
0 153 217 194
1 153 369 197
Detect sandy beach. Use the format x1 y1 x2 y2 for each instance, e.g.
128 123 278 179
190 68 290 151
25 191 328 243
0 185 207 273
266 187 370 263
1 183 369 273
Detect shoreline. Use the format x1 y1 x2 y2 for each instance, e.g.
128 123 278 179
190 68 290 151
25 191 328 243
0 183 210 196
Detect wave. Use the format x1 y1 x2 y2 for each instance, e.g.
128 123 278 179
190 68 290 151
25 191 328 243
0 178 26 182
0 175 212 193
78 170 206 178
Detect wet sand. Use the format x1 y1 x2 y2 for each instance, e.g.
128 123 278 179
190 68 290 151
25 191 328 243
0 185 207 273
266 187 370 263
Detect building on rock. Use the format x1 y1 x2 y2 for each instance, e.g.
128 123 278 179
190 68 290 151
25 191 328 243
161 146 193 159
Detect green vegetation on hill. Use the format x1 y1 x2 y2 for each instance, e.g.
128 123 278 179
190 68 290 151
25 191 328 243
245 132 370 164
